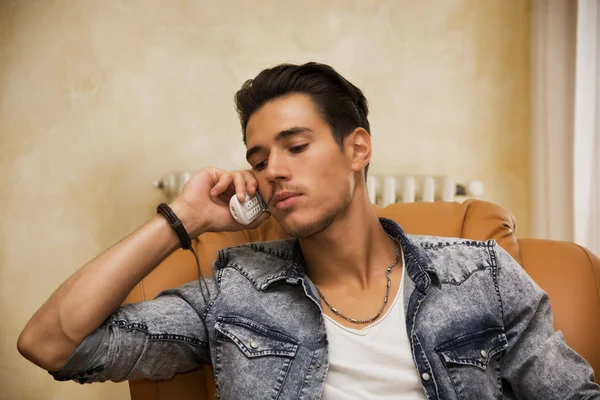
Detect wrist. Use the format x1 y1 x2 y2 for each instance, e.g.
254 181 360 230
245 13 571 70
168 199 208 239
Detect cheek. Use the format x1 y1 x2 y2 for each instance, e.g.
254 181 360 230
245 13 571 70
256 179 272 199
324 151 351 177
314 164 352 198
313 147 347 175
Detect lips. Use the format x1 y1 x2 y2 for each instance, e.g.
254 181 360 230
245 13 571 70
271 191 302 208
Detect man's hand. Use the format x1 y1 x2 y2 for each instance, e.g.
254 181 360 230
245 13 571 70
169 167 270 237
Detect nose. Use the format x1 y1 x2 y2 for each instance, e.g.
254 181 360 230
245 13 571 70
264 152 290 183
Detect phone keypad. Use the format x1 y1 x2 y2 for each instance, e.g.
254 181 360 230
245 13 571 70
245 193 267 219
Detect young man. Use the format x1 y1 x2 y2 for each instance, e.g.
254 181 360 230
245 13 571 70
18 62 600 399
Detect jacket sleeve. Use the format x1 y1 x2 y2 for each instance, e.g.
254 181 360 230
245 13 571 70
495 244 600 399
49 278 217 383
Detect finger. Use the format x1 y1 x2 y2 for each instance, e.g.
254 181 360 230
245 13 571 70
242 170 258 196
210 172 233 198
233 171 247 202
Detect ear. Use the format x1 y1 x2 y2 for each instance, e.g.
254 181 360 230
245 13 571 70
345 128 371 173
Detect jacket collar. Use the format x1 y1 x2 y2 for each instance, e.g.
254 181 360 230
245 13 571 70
217 218 436 291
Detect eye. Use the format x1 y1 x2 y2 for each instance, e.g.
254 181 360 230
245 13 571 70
290 144 308 153
253 160 267 171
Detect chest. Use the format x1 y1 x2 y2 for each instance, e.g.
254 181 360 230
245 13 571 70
322 289 427 399
206 263 506 399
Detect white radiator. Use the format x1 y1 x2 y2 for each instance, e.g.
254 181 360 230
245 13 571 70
153 171 484 205
366 175 484 207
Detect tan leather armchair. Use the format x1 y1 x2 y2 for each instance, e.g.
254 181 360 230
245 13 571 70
123 200 600 400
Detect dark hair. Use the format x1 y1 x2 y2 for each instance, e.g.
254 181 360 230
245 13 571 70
234 62 371 177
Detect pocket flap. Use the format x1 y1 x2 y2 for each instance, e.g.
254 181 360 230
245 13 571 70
215 316 298 358
434 327 508 370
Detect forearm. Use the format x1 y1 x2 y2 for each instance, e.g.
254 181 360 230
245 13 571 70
17 201 205 371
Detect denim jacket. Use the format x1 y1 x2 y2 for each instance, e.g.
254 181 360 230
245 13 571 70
52 218 600 399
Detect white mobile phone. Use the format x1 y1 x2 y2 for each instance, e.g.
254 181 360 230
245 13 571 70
229 192 268 225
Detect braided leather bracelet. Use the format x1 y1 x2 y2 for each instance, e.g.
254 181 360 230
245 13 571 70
156 203 192 250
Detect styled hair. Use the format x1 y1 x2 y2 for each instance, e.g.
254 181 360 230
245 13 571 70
234 62 371 177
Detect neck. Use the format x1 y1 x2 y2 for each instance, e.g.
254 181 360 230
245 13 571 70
299 189 398 289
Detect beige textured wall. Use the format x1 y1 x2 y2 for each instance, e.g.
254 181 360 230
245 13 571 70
0 1 530 399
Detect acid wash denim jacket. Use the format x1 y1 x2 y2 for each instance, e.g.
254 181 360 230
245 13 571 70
51 218 600 399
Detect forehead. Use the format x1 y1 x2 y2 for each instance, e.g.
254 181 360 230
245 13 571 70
245 93 328 146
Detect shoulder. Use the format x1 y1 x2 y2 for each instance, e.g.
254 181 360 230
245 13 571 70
407 234 499 284
215 238 301 289
218 238 298 265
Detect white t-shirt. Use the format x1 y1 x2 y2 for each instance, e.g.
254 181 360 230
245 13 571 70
322 253 427 399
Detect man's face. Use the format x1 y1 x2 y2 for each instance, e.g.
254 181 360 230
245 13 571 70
245 93 355 238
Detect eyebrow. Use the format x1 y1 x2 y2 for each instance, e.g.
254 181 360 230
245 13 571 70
245 126 312 162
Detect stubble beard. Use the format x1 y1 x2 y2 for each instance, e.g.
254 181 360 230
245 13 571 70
284 191 353 238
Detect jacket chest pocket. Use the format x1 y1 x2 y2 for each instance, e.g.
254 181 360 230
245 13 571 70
435 327 508 400
214 316 299 400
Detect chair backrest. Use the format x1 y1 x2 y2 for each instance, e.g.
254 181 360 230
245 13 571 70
124 200 600 399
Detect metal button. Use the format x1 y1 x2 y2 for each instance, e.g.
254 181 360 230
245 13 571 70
250 341 259 349
481 350 487 358
315 363 322 370
421 372 431 381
